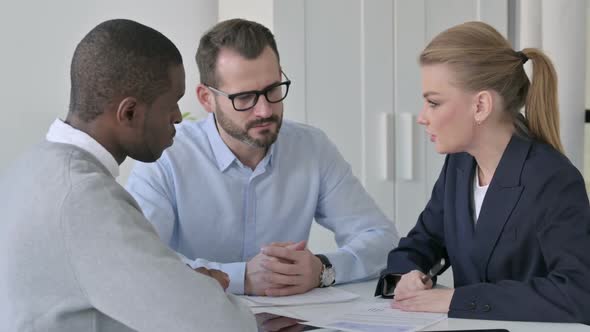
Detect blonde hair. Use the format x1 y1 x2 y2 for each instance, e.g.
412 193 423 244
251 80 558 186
419 21 563 153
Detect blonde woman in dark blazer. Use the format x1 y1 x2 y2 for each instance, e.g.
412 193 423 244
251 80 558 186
377 21 590 324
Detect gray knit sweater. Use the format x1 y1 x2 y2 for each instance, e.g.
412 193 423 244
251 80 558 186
0 141 256 331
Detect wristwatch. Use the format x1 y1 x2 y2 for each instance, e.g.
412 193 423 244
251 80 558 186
316 254 336 287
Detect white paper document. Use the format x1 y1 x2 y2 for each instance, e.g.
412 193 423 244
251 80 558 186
304 302 446 332
240 286 359 307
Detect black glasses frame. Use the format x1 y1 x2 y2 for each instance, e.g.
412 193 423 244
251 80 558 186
206 71 291 112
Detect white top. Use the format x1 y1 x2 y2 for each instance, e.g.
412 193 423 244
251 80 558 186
472 167 489 224
45 118 119 178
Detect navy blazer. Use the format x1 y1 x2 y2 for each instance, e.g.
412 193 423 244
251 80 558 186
379 134 590 323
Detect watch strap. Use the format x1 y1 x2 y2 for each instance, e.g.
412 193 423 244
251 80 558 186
315 254 332 268
315 254 335 287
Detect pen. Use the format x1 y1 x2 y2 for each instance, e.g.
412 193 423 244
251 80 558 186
420 258 446 284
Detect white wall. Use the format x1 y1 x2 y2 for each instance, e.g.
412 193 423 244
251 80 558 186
541 0 586 171
219 0 274 30
587 1 590 111
0 0 218 183
586 1 590 193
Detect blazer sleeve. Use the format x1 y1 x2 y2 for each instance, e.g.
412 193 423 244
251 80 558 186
450 166 590 324
62 176 256 331
376 155 450 295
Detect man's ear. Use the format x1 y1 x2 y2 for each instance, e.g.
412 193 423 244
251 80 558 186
473 90 493 125
115 97 142 127
196 84 215 114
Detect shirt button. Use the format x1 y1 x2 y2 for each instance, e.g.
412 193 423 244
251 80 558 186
468 302 476 310
483 304 491 312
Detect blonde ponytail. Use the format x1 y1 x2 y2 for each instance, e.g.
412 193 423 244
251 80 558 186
521 48 564 153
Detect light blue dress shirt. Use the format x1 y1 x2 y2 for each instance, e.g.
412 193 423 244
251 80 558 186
126 114 399 294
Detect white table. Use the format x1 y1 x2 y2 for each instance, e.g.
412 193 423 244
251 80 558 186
253 280 590 331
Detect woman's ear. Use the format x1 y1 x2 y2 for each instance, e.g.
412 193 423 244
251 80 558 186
473 90 493 125
196 84 215 114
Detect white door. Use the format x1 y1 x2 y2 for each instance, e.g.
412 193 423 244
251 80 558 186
274 0 510 254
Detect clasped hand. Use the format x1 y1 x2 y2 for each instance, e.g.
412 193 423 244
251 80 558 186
245 240 323 296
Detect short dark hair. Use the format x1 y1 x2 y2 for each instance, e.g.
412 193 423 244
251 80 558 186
69 19 183 122
196 18 279 87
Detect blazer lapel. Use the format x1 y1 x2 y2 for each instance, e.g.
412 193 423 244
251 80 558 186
455 156 476 237
471 135 531 280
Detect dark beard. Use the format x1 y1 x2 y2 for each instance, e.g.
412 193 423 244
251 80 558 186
215 108 282 148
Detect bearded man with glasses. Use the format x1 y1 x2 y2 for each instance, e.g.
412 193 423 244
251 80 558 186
127 18 399 297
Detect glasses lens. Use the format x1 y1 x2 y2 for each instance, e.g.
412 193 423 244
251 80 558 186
232 93 258 111
266 82 289 103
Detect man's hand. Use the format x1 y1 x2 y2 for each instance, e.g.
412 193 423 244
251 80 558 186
245 251 285 295
391 288 454 313
194 267 230 291
245 241 308 295
260 240 323 297
392 270 433 297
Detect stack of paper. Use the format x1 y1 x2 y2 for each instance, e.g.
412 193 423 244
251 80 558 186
240 287 360 307
305 302 447 332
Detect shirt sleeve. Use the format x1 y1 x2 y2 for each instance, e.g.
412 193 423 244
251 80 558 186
63 176 256 331
126 158 249 295
125 159 177 245
313 132 400 284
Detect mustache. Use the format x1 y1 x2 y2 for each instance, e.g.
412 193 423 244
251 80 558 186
246 115 279 129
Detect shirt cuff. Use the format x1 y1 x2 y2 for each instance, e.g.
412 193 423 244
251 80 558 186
222 262 247 295
323 249 383 284
180 256 246 295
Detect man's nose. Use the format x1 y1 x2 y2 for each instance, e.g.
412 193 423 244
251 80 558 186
252 96 273 118
173 106 182 124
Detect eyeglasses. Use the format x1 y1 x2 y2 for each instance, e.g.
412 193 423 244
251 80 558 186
206 71 291 112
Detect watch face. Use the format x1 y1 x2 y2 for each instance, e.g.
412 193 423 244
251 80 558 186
322 267 336 286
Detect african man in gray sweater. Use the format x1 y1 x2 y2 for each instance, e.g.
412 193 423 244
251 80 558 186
0 19 256 331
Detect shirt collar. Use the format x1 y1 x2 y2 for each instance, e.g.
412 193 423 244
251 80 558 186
203 113 276 172
45 119 120 178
